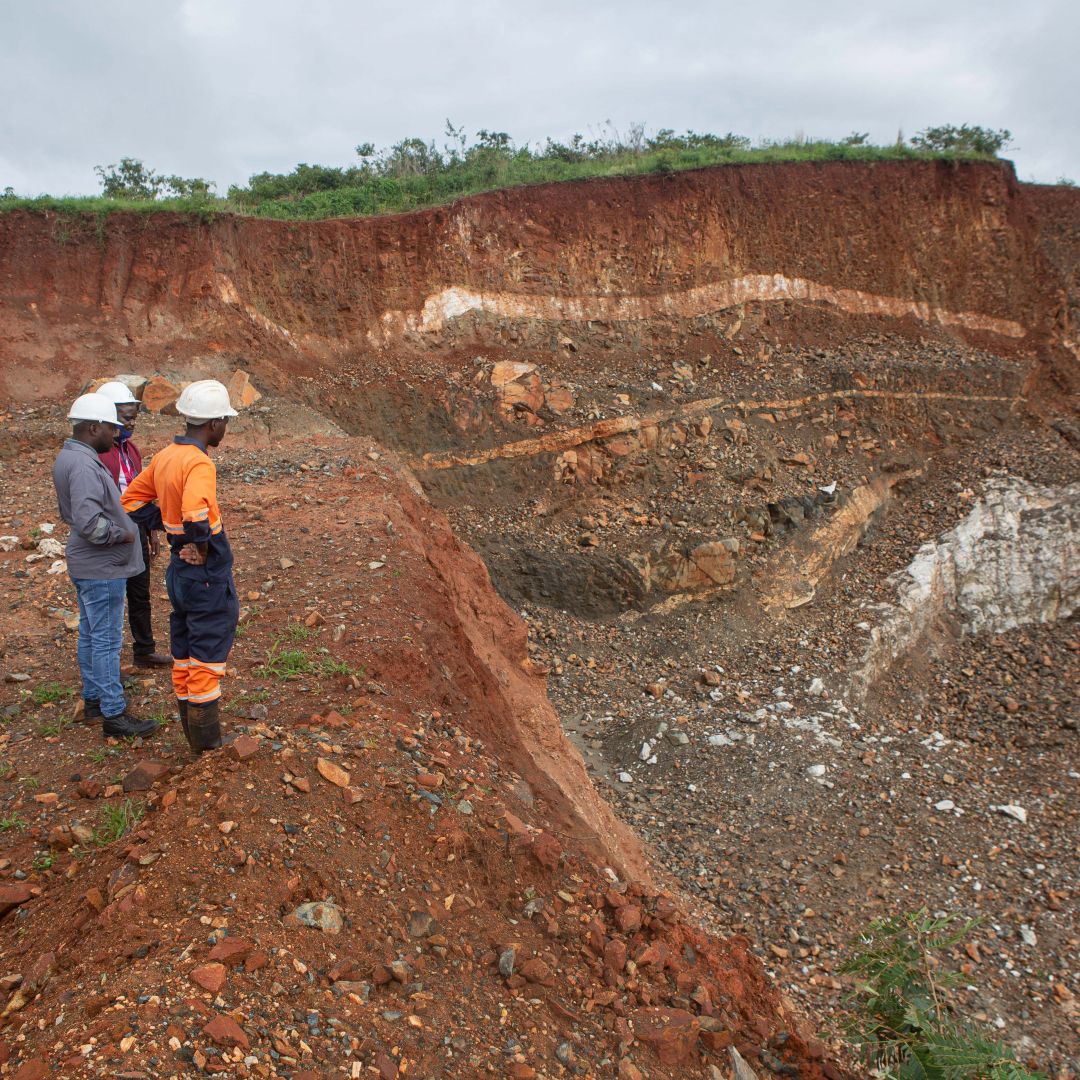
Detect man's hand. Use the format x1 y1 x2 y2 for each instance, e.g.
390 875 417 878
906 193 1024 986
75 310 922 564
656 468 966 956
149 530 162 559
120 532 136 544
178 543 207 566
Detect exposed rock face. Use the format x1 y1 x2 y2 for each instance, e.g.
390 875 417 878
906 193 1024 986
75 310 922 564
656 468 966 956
851 478 1080 698
0 161 1071 403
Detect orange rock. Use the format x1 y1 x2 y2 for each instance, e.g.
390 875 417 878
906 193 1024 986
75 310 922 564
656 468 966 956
490 361 537 386
190 963 227 993
631 1007 700 1065
202 1013 249 1048
226 369 262 409
208 938 254 965
12 1059 48 1080
544 386 574 414
141 376 180 414
316 757 350 788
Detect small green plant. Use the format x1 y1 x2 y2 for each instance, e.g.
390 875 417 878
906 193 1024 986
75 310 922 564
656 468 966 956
0 812 27 831
38 715 72 738
840 909 1045 1079
93 798 145 846
0 762 15 780
33 681 75 705
259 639 316 680
286 622 315 642
318 655 355 677
32 851 55 871
21 776 40 790
90 745 119 764
146 706 171 727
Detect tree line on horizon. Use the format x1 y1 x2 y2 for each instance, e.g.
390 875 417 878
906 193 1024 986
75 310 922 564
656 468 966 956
3 122 1044 221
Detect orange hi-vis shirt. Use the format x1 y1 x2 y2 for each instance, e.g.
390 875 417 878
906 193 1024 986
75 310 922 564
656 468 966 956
121 437 234 580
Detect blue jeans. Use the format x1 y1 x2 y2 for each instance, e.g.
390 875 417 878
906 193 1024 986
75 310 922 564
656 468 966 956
71 576 127 717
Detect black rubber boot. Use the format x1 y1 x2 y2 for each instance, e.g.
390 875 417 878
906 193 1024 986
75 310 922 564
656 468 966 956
187 700 222 753
177 698 189 742
83 699 102 723
102 710 159 738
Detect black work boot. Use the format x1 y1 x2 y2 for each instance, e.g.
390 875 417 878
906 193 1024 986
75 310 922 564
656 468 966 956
82 699 102 723
187 700 222 753
177 698 189 742
102 710 159 739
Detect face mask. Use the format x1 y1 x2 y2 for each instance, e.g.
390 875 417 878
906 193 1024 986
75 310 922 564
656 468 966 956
116 425 132 443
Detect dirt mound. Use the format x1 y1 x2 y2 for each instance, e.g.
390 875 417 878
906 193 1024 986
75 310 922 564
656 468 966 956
0 430 833 1079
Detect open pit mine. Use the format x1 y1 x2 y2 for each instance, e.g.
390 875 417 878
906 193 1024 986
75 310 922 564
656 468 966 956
0 159 1077 1078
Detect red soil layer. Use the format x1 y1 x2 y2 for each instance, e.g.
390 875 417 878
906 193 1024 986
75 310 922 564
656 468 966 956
0 447 829 1078
0 161 1072 403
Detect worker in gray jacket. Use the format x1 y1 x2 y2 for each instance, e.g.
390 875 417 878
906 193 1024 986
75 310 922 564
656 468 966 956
52 394 159 739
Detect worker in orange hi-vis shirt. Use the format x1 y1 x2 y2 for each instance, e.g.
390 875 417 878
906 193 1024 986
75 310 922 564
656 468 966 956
122 380 240 753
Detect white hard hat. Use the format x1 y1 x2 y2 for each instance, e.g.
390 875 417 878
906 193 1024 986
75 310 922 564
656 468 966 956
68 394 120 425
95 380 139 404
175 379 238 421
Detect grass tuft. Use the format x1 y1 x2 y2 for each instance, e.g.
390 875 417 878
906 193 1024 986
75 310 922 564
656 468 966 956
93 798 145 846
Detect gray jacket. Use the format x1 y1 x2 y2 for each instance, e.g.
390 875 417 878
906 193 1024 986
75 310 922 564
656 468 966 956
53 438 144 580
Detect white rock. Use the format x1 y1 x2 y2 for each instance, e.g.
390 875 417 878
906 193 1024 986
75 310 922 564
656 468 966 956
617 772 633 784
0 536 19 552
807 677 825 697
36 537 64 558
708 733 733 747
1019 925 1037 946
850 478 1080 702
934 799 956 812
639 741 653 761
46 560 67 575
39 523 55 535
996 803 1028 824
806 764 826 778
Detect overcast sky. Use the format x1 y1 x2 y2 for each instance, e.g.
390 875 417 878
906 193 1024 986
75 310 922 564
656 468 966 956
2 0 1077 196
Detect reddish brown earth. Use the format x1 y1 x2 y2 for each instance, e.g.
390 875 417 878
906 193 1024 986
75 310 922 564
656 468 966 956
0 161 1078 1078
0 162 1075 412
0 426 824 1079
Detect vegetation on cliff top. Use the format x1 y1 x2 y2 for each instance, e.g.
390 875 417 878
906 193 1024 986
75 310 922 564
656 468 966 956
1 123 1016 222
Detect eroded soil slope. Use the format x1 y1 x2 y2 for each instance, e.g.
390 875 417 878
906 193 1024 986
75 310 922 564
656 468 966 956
0 417 824 1080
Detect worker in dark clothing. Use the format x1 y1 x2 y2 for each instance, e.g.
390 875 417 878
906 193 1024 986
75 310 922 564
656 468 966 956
122 380 239 753
95 381 171 668
52 394 158 739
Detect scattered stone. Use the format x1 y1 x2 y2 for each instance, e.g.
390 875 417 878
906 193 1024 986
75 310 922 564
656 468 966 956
498 947 516 977
190 963 227 993
407 910 439 939
293 901 344 934
316 757 350 788
230 733 260 760
0 885 35 919
122 760 169 792
202 1013 249 1049
730 1046 760 1080
631 1006 700 1065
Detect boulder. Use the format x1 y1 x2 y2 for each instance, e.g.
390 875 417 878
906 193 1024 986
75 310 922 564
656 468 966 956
141 376 180 414
226 369 262 409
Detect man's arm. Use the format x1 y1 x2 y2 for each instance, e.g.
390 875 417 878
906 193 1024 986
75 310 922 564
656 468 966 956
67 464 134 545
179 458 216 565
119 460 158 513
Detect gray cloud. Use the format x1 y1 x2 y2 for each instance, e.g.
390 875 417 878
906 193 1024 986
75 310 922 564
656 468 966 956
2 0 1076 196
